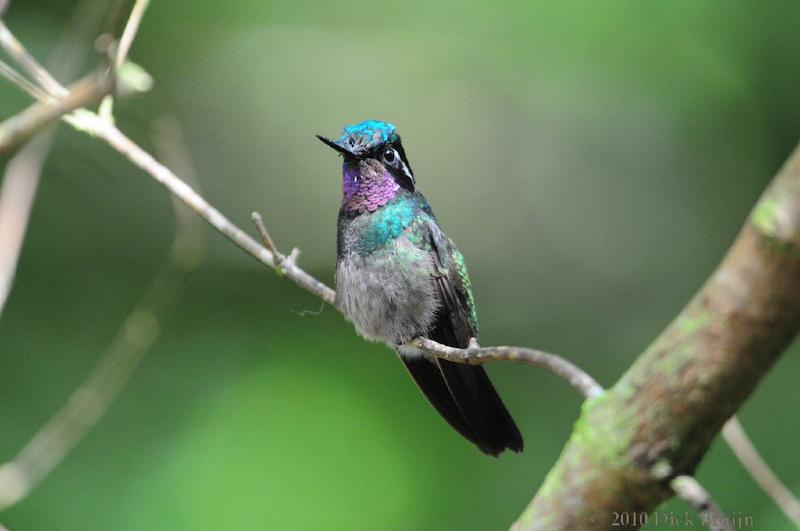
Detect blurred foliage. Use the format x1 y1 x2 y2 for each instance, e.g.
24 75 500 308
1 1 799 529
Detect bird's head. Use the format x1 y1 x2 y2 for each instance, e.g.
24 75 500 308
318 121 415 212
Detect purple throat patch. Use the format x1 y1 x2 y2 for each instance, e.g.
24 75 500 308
343 164 400 213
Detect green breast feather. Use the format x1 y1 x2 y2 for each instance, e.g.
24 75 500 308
356 199 417 253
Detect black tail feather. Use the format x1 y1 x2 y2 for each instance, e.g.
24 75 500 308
437 359 523 455
401 356 491 451
400 355 523 456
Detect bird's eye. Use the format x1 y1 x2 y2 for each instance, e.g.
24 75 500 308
382 148 397 164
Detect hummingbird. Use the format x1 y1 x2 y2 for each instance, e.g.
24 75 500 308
317 120 523 456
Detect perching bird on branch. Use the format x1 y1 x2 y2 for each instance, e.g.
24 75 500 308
318 120 523 456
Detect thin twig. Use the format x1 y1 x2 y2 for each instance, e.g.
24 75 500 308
723 417 800 528
671 476 733 531
116 0 149 68
0 117 205 512
99 0 149 121
0 58 51 101
0 71 112 154
251 210 296 273
0 21 67 97
251 211 282 258
411 337 603 399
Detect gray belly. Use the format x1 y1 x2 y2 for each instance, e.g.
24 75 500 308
335 245 438 345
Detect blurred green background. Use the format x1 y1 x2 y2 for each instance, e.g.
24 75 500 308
2 1 799 529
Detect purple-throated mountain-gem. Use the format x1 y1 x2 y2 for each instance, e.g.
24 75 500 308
317 120 523 456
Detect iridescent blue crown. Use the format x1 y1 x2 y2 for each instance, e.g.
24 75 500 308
337 120 399 154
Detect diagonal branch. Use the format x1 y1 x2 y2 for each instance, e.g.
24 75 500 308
514 143 800 529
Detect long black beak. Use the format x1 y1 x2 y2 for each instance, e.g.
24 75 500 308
316 135 353 157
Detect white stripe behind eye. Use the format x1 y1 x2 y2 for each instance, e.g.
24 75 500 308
402 162 414 182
